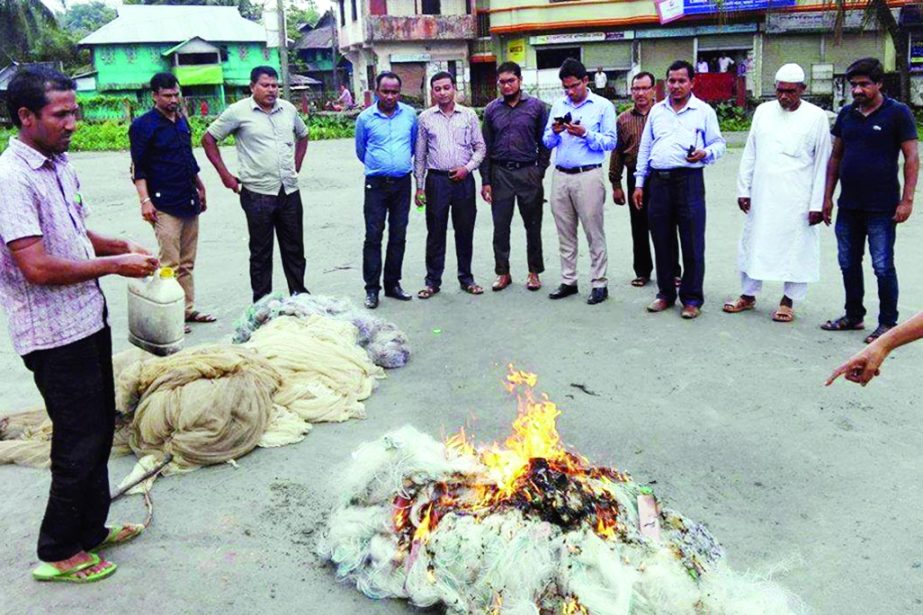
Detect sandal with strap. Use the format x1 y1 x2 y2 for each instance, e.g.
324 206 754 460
821 316 864 332
461 283 484 295
417 286 440 300
90 524 144 553
864 324 893 344
772 305 795 323
33 553 117 584
723 297 755 313
630 277 649 287
185 311 217 323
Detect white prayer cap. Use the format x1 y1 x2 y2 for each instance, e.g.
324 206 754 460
775 63 806 84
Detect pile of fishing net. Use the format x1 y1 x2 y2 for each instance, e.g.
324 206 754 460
231 292 411 368
0 315 385 476
319 370 807 615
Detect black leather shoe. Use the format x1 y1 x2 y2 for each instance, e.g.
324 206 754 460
549 284 579 300
587 287 608 305
384 286 412 301
364 291 379 309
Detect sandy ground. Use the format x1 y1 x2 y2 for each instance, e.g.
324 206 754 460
1 137 922 615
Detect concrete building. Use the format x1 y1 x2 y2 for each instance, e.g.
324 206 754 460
481 0 905 106
335 0 477 106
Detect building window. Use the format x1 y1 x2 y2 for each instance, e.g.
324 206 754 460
447 60 457 79
476 11 490 37
421 0 440 15
536 46 580 70
338 0 345 26
351 0 357 21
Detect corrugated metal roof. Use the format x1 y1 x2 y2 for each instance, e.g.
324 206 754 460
294 26 333 50
80 6 267 45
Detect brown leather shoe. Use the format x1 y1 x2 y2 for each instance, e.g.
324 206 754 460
646 298 673 313
526 272 542 291
492 274 512 291
681 304 701 319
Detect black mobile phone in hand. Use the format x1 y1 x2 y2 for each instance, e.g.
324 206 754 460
554 112 573 124
687 144 696 156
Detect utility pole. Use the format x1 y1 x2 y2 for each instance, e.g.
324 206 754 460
330 7 339 95
277 0 291 100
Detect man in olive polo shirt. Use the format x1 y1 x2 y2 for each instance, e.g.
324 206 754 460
202 65 310 302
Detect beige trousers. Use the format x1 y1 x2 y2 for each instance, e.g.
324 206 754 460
550 167 608 288
153 211 199 315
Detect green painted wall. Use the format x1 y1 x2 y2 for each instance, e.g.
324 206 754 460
91 43 281 92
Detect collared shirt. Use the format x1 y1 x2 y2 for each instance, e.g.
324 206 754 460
355 102 418 177
0 138 106 356
339 88 354 108
832 96 918 213
480 92 551 185
206 96 309 196
129 108 201 217
542 91 618 169
635 94 726 187
609 106 649 184
414 103 486 186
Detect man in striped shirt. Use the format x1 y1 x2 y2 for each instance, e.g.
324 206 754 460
609 71 679 289
413 71 486 298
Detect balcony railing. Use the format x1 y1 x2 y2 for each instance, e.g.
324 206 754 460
366 14 476 42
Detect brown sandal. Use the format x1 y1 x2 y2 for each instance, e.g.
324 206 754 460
630 277 649 287
772 305 795 323
462 283 484 295
723 297 755 313
417 286 440 300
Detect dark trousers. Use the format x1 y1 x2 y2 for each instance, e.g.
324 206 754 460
647 168 706 306
490 164 544 275
835 209 899 326
23 327 115 562
627 171 681 281
240 187 307 303
424 172 476 288
363 174 411 292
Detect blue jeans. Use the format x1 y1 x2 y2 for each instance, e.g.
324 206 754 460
835 209 898 327
646 168 706 306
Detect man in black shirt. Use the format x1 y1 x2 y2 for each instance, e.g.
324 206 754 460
480 61 550 292
129 72 214 325
822 58 918 343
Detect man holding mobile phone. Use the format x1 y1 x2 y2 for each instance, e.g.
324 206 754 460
634 60 726 319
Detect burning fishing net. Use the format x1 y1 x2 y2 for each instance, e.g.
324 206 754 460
232 293 411 368
319 368 807 614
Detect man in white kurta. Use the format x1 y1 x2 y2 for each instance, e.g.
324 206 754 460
725 63 832 321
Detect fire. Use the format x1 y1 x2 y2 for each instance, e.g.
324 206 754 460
395 366 631 545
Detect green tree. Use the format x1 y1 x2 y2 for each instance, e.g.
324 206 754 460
62 1 117 40
287 0 321 41
0 0 59 64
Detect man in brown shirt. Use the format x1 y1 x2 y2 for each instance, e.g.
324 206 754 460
609 72 679 287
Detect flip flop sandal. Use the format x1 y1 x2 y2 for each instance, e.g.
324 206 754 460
772 305 795 323
185 311 217 323
821 316 864 331
462 284 484 295
33 554 117 583
723 298 756 313
90 524 145 553
417 287 440 300
630 277 649 287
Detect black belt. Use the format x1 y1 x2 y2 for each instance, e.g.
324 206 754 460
650 167 703 179
555 164 601 175
367 173 410 184
427 169 453 176
493 159 538 171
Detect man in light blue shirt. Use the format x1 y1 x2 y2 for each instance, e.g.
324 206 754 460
633 60 725 319
355 71 418 309
542 58 617 305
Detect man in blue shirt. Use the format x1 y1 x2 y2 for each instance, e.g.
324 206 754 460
129 72 213 326
542 58 617 305
634 60 725 319
821 57 919 343
355 71 418 309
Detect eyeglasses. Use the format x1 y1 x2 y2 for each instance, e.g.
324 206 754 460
498 78 518 86
630 86 652 92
